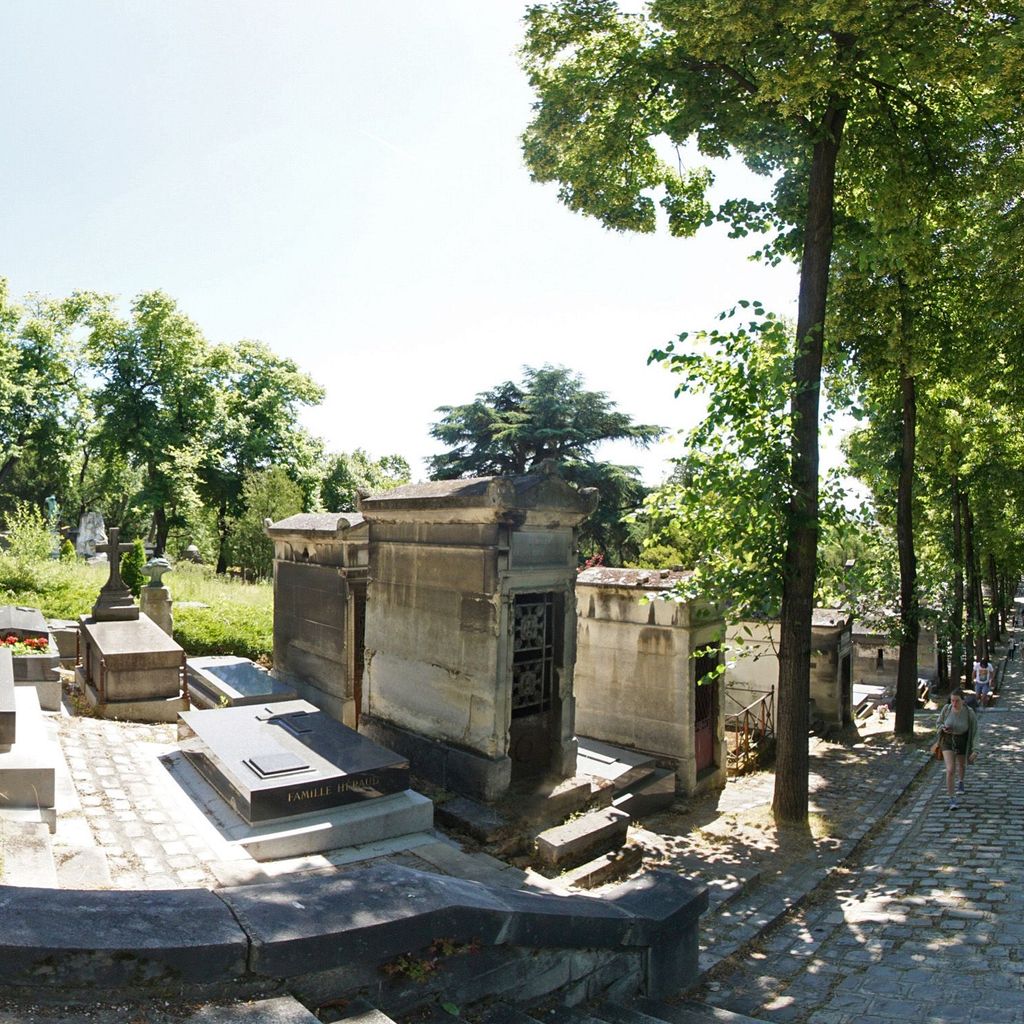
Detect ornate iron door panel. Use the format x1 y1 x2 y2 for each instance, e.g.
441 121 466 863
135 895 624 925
511 593 554 718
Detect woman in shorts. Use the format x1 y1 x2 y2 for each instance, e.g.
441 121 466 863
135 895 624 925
937 689 978 810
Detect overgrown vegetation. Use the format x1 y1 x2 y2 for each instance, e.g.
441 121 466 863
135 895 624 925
0 553 272 662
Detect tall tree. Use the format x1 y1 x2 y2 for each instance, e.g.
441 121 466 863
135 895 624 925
0 281 87 514
83 291 218 555
202 339 324 572
521 0 1009 821
321 450 411 513
429 365 662 562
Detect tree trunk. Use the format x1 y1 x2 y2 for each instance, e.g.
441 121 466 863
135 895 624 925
894 368 918 736
987 553 999 647
153 505 169 558
963 494 978 667
774 103 847 825
216 500 229 575
951 476 964 690
0 454 18 489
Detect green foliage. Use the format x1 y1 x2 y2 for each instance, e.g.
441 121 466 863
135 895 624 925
201 338 325 569
226 466 304 579
173 600 272 662
429 365 661 563
639 306 794 618
0 280 89 511
3 501 56 563
0 553 272 661
59 538 76 563
430 364 661 477
321 450 411 512
120 538 147 597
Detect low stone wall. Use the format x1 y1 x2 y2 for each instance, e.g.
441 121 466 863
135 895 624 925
0 864 707 1006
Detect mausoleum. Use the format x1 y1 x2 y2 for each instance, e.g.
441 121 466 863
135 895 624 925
358 464 597 801
725 608 854 729
851 613 939 689
574 567 727 796
265 513 369 727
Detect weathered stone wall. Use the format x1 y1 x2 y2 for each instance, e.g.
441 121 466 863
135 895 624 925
852 627 939 689
726 615 853 728
574 579 726 796
852 634 901 688
272 560 359 725
364 521 504 757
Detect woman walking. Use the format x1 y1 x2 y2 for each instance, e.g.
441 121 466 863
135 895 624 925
936 689 978 810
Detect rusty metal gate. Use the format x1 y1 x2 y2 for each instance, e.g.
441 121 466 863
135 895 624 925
693 646 720 774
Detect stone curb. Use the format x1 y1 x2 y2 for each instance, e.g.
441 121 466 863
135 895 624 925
0 861 707 1002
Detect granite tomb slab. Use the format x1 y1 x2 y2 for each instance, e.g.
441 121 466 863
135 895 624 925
178 699 409 824
186 656 298 710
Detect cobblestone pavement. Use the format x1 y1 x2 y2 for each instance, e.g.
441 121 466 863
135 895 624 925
686 646 1024 1024
5 642 1018 1023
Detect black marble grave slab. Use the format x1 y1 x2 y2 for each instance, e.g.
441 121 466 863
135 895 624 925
178 700 409 824
186 656 297 708
0 604 49 641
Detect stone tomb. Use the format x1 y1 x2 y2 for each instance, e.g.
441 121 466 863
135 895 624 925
264 512 369 728
0 648 57 824
76 614 189 723
176 700 432 859
186 655 298 710
0 649 15 747
0 603 49 641
575 567 727 797
0 603 61 711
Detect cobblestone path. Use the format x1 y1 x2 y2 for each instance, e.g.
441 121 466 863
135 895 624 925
693 654 1024 1024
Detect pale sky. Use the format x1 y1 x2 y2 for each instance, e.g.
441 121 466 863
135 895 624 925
1 1 801 485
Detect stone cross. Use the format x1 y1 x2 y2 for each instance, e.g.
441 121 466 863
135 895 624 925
91 527 141 622
95 528 134 591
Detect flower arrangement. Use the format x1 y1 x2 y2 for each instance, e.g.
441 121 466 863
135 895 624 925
0 634 54 656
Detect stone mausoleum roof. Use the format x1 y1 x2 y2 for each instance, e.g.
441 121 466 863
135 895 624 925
358 463 598 522
264 513 365 539
576 567 694 590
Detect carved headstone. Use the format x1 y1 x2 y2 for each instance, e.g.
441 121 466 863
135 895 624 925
91 527 139 621
76 511 107 558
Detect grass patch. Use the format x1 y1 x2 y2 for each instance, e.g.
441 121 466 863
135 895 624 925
0 555 273 663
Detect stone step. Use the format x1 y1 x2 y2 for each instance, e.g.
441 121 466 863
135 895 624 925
435 794 511 842
327 997 400 1023
533 805 631 869
635 997 775 1024
182 996 321 1022
477 1002 543 1024
585 1001 669 1024
558 844 644 890
577 737 660 794
612 767 677 818
513 774 614 830
0 819 57 886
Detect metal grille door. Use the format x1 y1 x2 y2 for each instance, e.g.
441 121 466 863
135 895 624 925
512 592 554 718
